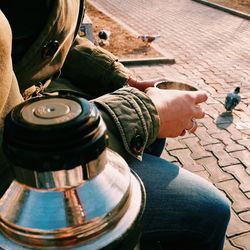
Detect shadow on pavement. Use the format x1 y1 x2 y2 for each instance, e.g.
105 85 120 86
216 112 233 129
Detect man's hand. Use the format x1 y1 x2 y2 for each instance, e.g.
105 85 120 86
145 87 208 138
126 77 166 92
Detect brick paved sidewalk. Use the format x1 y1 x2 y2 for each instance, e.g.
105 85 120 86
88 0 250 249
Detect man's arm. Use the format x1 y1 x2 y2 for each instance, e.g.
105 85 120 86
92 87 160 160
61 36 133 98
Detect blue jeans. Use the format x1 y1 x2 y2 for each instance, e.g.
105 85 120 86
128 149 231 250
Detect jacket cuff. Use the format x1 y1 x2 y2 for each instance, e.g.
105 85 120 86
92 87 160 159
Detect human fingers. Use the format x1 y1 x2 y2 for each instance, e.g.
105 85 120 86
192 105 205 119
186 118 198 133
180 130 186 136
141 78 167 91
128 78 168 92
192 91 208 104
180 117 198 136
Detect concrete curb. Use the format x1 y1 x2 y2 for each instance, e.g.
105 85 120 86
120 57 175 66
192 0 250 20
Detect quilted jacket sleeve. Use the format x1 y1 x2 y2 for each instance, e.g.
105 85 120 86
92 87 160 160
59 36 160 160
61 36 133 98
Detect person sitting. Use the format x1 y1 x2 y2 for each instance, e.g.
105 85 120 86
0 1 230 249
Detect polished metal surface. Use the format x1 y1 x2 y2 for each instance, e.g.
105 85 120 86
21 98 82 125
0 96 145 249
11 151 107 189
0 149 144 249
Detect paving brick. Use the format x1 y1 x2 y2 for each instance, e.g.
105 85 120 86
226 125 245 141
202 103 220 120
224 238 241 250
230 150 250 174
211 131 245 152
234 110 250 123
194 126 219 145
230 232 250 250
226 209 250 237
190 68 204 78
246 192 250 199
194 170 210 181
169 148 204 172
160 149 178 163
225 143 246 153
216 179 250 213
199 83 217 96
195 79 208 90
173 64 188 75
234 120 250 130
239 211 250 224
181 137 211 159
205 143 240 167
241 129 250 137
197 157 233 183
206 94 225 102
223 165 250 193
166 138 187 151
213 103 230 115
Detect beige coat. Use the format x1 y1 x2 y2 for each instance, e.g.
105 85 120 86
0 0 159 195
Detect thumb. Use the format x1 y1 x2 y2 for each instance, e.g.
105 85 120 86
193 91 208 104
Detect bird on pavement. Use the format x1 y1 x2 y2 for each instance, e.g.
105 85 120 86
137 34 161 47
224 87 241 111
98 30 111 46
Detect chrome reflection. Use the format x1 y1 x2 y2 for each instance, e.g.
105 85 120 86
11 151 107 189
0 150 145 249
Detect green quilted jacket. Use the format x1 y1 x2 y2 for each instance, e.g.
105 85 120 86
0 0 159 195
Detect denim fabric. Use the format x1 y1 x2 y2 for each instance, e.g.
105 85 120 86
144 138 167 157
128 154 231 250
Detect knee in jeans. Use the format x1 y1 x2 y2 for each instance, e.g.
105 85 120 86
209 192 231 231
218 196 231 225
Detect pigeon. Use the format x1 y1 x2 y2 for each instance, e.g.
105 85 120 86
138 34 161 47
224 87 241 111
98 30 111 46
